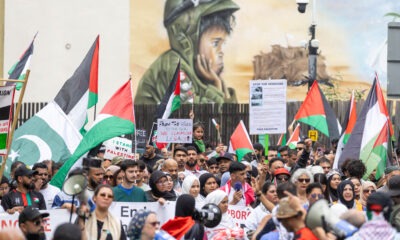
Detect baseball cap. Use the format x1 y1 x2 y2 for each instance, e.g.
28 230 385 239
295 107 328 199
18 206 49 224
14 166 37 178
216 153 234 162
384 166 400 175
274 168 291 176
388 175 400 197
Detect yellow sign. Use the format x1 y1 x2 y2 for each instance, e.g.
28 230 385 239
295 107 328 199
308 130 318 141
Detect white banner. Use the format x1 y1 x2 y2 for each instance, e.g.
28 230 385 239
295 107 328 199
0 202 253 238
157 119 193 143
249 79 287 134
103 136 135 159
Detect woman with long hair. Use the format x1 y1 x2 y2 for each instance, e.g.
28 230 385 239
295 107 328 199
77 184 126 240
324 170 342 203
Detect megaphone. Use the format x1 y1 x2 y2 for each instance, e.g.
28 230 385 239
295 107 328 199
306 199 358 238
63 174 87 196
193 203 222 228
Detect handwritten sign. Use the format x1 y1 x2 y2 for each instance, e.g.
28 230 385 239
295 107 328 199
157 119 193 143
103 137 135 159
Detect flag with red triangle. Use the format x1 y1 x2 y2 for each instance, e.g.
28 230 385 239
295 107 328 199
277 134 287 146
333 90 357 169
149 61 181 149
338 75 393 179
294 81 341 140
286 124 300 149
228 120 254 161
51 79 135 188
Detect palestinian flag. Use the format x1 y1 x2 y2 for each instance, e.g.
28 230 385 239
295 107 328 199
287 124 300 149
0 86 15 154
7 37 99 176
228 120 254 161
333 91 357 169
338 76 392 179
370 123 389 179
51 79 135 188
277 134 287 146
294 81 340 140
149 61 180 149
156 61 181 119
7 34 37 90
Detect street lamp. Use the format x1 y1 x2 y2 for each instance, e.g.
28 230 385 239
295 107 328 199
297 0 319 90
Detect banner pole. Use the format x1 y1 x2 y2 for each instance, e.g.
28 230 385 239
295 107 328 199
0 70 30 179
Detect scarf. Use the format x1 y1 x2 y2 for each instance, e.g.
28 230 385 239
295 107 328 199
85 211 121 240
221 180 255 206
194 139 205 153
199 173 217 198
149 171 176 200
337 180 355 209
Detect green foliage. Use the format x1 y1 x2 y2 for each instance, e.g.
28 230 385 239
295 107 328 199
385 12 400 21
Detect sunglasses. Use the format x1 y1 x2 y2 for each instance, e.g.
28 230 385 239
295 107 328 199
104 175 114 180
297 178 311 183
311 193 324 199
99 193 114 199
148 221 160 227
363 189 376 194
276 176 289 181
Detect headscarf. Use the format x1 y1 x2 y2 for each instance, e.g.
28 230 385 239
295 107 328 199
106 165 120 175
325 170 341 202
127 209 155 240
182 175 200 196
149 170 176 200
337 180 355 209
205 189 227 206
175 194 196 217
199 173 217 197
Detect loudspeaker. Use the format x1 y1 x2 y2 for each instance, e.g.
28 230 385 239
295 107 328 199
193 203 222 228
62 174 87 196
306 199 358 238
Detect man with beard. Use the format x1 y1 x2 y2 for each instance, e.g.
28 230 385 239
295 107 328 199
1 165 46 213
173 146 188 172
85 158 104 205
184 146 207 177
32 163 60 209
113 160 147 202
18 206 49 240
140 144 162 170
162 158 180 192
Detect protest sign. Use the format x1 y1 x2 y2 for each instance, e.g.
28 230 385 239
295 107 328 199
157 119 193 143
0 86 15 154
103 137 135 159
249 79 287 135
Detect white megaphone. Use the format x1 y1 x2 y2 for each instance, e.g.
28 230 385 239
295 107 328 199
306 199 358 238
62 174 87 222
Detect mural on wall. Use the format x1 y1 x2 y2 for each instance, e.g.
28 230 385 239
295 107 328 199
131 0 399 103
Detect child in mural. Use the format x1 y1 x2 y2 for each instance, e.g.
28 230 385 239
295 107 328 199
135 0 239 105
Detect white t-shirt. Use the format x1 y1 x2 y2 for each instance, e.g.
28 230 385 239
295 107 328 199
228 187 246 206
40 184 60 209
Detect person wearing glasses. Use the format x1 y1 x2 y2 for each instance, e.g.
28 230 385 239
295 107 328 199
145 170 176 203
32 162 60 210
291 168 313 210
273 167 291 185
359 180 377 209
104 165 120 187
127 209 160 240
78 184 126 240
113 160 147 202
2 165 46 213
305 183 324 206
18 206 49 240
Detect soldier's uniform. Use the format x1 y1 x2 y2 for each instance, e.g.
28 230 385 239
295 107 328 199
135 0 239 105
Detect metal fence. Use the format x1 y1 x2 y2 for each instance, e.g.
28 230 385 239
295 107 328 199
16 100 400 149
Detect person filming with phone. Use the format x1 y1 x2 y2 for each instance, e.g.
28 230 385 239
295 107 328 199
220 161 255 206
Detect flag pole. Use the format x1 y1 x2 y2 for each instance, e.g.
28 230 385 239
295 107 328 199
0 70 30 179
130 78 137 158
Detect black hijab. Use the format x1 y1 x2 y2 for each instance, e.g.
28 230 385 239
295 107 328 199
149 170 176 200
175 194 195 217
199 173 217 197
337 180 355 209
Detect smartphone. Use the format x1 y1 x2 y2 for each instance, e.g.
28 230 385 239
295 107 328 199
222 146 227 152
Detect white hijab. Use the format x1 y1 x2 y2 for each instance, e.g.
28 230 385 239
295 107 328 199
182 175 204 209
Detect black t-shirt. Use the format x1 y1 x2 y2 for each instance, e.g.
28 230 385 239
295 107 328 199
1 189 46 210
96 220 126 240
140 155 162 170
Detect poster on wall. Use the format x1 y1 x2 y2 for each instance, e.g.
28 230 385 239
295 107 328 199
249 79 287 134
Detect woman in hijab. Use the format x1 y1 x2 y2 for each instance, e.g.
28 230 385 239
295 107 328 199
146 171 176 203
127 210 160 240
334 180 363 210
182 175 204 209
175 194 206 240
324 170 342 203
204 190 244 239
199 173 219 200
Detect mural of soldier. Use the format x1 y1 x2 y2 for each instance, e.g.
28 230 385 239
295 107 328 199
135 0 239 105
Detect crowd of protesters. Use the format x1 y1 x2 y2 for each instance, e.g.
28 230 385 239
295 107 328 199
1 121 400 240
